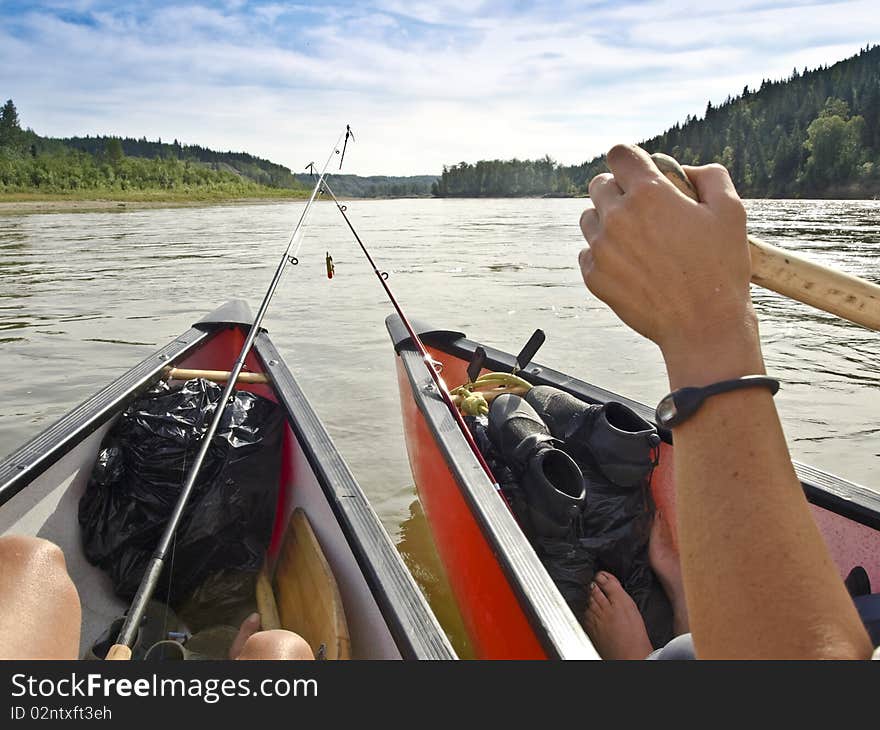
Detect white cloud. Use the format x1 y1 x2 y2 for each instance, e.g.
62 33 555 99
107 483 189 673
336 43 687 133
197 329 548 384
1 0 878 174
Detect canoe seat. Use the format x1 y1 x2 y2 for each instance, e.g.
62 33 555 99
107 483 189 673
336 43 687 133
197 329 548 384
271 508 351 660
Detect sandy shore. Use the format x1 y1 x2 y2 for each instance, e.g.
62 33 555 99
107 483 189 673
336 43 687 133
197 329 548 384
0 196 305 216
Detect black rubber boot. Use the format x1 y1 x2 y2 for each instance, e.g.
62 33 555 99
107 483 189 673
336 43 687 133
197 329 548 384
487 393 595 614
524 386 674 644
488 393 586 539
525 386 660 488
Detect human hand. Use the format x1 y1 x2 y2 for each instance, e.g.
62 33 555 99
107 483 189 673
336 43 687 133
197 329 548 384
578 144 762 387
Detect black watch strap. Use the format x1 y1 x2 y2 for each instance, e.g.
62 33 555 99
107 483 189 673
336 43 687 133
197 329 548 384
655 375 780 428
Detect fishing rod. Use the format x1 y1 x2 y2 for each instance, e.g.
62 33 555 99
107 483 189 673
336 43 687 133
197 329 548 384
106 127 352 660
316 178 500 489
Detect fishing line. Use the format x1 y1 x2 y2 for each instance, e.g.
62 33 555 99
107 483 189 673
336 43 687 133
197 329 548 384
317 177 500 490
109 127 351 657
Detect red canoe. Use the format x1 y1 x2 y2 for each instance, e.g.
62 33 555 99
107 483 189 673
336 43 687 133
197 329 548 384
387 315 880 660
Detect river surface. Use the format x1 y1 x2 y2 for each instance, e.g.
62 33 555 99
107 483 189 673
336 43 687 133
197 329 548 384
2 198 879 654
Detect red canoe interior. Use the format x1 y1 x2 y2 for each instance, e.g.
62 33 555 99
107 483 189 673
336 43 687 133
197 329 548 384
170 326 295 565
398 344 880 659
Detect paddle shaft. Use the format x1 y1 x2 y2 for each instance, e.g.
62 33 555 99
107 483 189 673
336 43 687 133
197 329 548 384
651 153 880 331
109 130 347 655
318 180 501 489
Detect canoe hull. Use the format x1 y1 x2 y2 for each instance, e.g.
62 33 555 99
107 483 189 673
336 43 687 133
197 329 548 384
388 315 880 659
0 301 455 660
396 356 546 659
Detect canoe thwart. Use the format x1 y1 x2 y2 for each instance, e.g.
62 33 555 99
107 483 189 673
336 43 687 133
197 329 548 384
164 367 268 385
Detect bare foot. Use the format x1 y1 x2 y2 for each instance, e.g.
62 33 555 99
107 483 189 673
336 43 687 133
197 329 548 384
229 612 262 659
649 511 689 634
583 571 653 660
229 612 315 660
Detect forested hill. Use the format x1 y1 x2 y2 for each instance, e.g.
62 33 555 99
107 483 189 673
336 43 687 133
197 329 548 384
0 106 436 198
56 135 303 189
0 106 311 197
435 45 880 198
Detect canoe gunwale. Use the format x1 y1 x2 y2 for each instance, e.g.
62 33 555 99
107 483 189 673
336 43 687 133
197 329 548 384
388 317 599 659
253 333 456 660
389 316 880 532
0 326 212 508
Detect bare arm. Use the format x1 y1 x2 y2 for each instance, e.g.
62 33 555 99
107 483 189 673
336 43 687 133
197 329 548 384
578 145 872 659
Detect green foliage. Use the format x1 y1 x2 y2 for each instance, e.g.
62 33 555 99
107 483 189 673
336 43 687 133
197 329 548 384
0 99 24 152
292 173 437 197
434 155 574 197
436 45 880 198
0 147 281 196
105 137 124 164
58 134 307 190
0 103 310 198
801 102 865 186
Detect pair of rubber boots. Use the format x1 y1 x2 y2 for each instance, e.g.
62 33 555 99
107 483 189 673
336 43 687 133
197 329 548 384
488 386 660 541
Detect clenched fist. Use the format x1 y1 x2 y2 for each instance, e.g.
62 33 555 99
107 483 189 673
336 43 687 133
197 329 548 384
578 144 763 388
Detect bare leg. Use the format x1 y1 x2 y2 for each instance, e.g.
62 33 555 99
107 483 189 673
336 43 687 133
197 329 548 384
0 536 81 659
649 510 690 635
583 571 653 659
230 612 314 660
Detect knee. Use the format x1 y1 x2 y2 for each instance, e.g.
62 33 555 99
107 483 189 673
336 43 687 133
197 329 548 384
0 535 77 601
237 630 315 660
0 536 80 659
0 535 68 574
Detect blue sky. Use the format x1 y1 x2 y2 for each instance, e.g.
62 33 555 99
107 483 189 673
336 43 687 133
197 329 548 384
1 0 877 174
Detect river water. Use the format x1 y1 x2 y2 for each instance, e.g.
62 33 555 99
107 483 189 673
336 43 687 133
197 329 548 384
2 198 879 654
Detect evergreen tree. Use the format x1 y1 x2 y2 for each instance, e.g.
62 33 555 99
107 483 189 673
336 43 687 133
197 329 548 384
105 137 125 164
0 99 23 151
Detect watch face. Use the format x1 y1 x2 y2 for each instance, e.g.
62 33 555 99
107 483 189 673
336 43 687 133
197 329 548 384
656 394 678 425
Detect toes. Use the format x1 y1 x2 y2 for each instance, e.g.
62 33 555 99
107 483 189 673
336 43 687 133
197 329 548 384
582 606 596 631
589 579 611 612
229 612 262 659
595 571 626 603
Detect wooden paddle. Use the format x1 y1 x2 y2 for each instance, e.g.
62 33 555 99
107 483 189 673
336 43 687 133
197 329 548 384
651 153 880 332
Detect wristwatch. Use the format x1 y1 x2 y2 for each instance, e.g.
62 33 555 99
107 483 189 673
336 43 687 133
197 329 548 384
655 375 780 428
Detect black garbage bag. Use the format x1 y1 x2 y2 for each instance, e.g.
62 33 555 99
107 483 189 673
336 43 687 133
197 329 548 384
577 457 674 648
79 378 283 607
176 569 259 633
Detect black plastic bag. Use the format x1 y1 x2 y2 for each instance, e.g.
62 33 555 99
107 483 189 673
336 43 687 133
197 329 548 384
577 457 674 648
466 405 674 648
79 378 283 606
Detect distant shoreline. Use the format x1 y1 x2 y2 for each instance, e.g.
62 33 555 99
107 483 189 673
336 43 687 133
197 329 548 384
0 190 451 215
3 192 876 216
0 191 313 215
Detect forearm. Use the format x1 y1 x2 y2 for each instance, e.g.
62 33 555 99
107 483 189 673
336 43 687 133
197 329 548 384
664 322 872 659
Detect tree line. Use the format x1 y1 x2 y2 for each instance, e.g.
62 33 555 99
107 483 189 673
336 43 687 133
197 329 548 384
293 173 437 197
434 45 880 198
432 156 572 197
0 103 438 199
57 135 304 189
0 103 312 197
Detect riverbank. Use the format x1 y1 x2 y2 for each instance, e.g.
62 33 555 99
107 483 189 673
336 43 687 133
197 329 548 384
0 189 311 215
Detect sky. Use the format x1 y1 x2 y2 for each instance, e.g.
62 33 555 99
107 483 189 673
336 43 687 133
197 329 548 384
1 0 878 175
